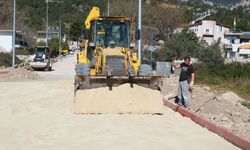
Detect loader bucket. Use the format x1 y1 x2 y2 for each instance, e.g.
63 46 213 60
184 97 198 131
74 75 161 91
74 75 165 114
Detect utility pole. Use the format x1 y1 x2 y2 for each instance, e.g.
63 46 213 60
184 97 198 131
12 0 16 68
138 0 142 63
107 0 110 16
150 49 153 66
68 23 71 42
233 17 237 32
59 18 62 53
46 0 49 47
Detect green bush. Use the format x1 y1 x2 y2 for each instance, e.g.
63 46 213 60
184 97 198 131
156 29 224 65
156 29 204 61
241 101 250 109
27 47 35 54
0 53 22 67
49 39 60 58
197 42 224 65
195 63 250 100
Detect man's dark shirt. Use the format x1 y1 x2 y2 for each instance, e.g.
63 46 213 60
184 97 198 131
179 63 195 81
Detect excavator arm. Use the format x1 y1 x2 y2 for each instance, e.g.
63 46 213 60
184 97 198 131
85 7 100 29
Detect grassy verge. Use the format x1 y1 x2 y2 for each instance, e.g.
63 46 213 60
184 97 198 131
195 63 250 102
241 101 250 109
0 52 22 67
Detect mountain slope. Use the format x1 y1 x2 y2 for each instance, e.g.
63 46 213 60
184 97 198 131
207 0 241 5
0 0 108 44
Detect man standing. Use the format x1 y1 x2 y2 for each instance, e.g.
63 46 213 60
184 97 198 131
172 56 195 108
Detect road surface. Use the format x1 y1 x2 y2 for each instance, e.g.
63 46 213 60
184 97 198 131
35 54 76 80
0 53 239 150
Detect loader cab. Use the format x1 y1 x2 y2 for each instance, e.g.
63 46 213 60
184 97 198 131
34 46 50 62
88 18 131 49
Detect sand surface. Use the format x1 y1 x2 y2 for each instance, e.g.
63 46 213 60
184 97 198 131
0 54 240 149
74 84 166 114
0 80 239 150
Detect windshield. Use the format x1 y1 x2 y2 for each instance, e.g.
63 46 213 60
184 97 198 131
35 52 44 59
95 20 129 47
35 47 46 58
37 47 46 53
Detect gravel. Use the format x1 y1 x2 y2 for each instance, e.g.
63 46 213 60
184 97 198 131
0 68 40 81
162 75 250 139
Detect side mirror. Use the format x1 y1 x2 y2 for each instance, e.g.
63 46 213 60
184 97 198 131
130 43 135 49
89 42 95 47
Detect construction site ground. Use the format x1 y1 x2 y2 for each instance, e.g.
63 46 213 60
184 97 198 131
0 54 244 149
162 75 250 140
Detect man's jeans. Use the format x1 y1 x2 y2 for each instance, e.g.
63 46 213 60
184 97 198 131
177 80 191 108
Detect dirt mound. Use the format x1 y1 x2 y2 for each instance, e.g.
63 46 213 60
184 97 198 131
0 68 40 81
192 88 250 138
162 76 250 139
74 83 166 114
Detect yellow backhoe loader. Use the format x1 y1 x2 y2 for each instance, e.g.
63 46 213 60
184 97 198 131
74 7 162 114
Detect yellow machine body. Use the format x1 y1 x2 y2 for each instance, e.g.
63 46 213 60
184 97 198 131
75 7 158 91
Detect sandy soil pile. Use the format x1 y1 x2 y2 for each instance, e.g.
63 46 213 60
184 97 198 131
192 88 250 139
0 80 238 150
0 68 39 81
162 75 250 139
74 84 166 114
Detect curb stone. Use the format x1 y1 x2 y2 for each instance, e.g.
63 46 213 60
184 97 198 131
163 99 250 150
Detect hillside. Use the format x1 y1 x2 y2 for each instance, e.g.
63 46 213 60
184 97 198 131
0 0 107 43
177 0 250 31
240 0 250 6
207 0 241 5
0 1 12 28
16 0 106 30
180 0 244 5
1 0 250 47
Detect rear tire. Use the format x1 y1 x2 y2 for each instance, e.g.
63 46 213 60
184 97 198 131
108 86 112 91
44 64 50 71
130 83 134 88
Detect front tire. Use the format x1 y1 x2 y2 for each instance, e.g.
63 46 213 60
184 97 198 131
44 64 50 71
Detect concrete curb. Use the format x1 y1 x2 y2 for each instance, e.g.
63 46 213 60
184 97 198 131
163 99 250 150
0 71 9 74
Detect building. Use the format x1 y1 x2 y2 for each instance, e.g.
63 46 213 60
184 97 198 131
36 31 60 43
225 32 250 58
189 20 230 45
189 12 250 59
36 26 60 43
0 30 27 53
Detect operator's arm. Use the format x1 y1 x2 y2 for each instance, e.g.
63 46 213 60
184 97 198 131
172 61 181 69
190 73 195 88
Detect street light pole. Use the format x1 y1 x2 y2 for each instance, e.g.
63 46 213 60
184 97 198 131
59 18 62 53
12 0 16 68
138 0 142 63
46 0 49 47
107 0 110 16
